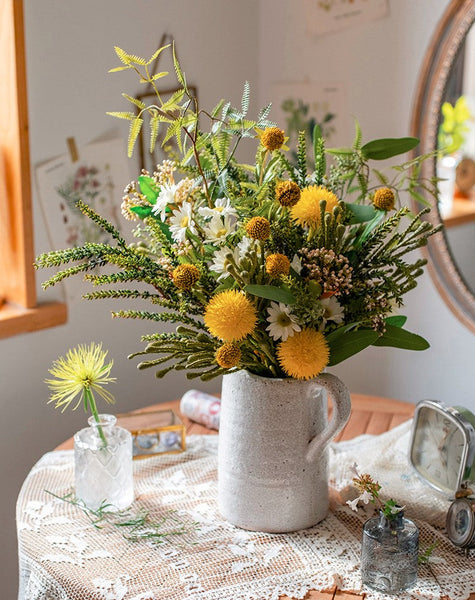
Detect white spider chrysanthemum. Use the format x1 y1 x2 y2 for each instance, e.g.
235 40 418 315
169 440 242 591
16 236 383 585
203 215 237 245
319 296 344 329
199 197 237 220
151 183 178 221
169 202 197 243
209 246 240 280
266 302 301 341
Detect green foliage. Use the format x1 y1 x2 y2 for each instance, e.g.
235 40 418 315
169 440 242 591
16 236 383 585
47 490 199 545
35 43 441 382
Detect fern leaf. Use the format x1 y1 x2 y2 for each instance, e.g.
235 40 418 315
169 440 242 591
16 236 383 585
147 44 171 65
241 81 250 116
114 46 131 65
128 117 143 157
149 113 160 154
172 42 187 89
122 94 146 109
106 111 135 120
161 88 186 111
108 65 131 73
151 71 169 81
114 46 147 66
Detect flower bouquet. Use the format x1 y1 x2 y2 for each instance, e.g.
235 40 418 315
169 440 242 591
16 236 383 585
36 44 440 383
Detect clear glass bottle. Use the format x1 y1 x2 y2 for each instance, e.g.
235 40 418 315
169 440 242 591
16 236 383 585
74 414 134 511
360 509 419 594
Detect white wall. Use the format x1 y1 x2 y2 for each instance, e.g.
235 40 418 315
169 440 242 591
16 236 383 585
3 0 474 597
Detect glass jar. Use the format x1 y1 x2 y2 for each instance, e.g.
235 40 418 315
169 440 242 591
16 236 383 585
360 509 419 594
74 414 134 511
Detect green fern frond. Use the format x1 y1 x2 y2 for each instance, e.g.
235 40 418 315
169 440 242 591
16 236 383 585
122 94 146 109
297 130 307 187
149 113 160 154
241 81 250 116
128 117 143 157
172 42 187 89
147 44 171 65
106 111 136 120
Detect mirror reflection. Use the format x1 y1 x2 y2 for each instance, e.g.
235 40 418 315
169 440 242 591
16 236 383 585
437 21 475 294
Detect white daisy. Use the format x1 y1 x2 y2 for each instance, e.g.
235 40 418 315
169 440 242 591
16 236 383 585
209 246 240 280
203 215 237 245
237 236 252 259
319 296 344 329
169 202 197 243
151 183 178 221
266 302 301 341
199 197 237 220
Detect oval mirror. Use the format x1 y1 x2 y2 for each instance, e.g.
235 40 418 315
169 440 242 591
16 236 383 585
411 0 475 332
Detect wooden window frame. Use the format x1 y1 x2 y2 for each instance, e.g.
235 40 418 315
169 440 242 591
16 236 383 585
0 0 66 338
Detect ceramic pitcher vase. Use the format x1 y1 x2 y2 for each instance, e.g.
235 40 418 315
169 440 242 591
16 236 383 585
218 369 351 532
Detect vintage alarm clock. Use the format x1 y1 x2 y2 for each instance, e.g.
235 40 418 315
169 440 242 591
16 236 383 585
409 399 475 495
446 487 475 551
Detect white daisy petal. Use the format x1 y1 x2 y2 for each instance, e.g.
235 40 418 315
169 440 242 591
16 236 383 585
169 202 197 243
266 302 301 341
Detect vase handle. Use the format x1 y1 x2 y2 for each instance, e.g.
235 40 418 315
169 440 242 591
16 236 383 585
306 372 352 463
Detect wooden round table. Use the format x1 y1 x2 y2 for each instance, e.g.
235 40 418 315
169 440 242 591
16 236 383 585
55 393 424 600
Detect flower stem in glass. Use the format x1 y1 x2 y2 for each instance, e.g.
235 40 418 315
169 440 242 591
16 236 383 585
85 387 107 447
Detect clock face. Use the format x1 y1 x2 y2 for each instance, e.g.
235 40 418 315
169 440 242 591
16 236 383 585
410 404 467 493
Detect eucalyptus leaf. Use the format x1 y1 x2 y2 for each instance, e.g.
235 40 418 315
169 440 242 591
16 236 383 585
372 324 430 350
138 175 159 203
244 284 296 305
385 315 407 328
327 329 379 366
346 203 378 224
130 205 152 219
326 146 354 156
361 137 419 160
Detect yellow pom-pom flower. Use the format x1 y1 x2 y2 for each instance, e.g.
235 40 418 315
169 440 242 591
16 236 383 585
215 343 242 369
291 185 339 227
204 290 257 341
373 187 395 211
245 216 271 241
276 181 301 207
172 264 200 290
266 253 291 278
276 328 329 380
260 127 285 151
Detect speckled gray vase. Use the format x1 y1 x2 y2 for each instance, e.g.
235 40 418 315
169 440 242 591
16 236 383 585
218 370 351 532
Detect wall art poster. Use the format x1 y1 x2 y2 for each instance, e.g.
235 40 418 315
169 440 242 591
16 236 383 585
35 138 132 302
305 0 389 36
271 81 348 166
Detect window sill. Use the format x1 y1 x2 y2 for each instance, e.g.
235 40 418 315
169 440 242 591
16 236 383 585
0 301 67 339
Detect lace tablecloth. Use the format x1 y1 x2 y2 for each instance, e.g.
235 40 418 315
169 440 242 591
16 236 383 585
17 421 475 600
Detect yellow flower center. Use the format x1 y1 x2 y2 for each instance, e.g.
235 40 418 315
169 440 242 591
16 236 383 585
215 343 241 369
180 215 189 228
265 253 291 278
261 127 285 151
373 187 395 211
172 264 200 290
245 216 271 241
276 181 301 207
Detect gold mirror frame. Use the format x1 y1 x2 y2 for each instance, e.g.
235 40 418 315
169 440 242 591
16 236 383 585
411 0 475 333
